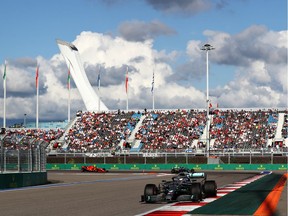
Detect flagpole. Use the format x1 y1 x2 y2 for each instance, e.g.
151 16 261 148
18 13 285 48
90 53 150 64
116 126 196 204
126 89 128 112
98 65 101 112
126 94 128 112
3 61 7 128
68 85 70 122
152 67 155 111
126 67 129 112
36 64 39 129
152 91 154 111
68 65 71 123
36 85 39 129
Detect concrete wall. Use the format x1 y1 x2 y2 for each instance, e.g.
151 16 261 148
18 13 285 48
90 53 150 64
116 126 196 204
0 172 47 189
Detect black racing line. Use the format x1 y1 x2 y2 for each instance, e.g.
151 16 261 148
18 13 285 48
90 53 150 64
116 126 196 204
188 173 283 215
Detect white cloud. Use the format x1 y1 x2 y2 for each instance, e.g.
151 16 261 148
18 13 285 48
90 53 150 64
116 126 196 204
186 26 287 109
0 27 287 122
156 83 205 109
69 31 175 102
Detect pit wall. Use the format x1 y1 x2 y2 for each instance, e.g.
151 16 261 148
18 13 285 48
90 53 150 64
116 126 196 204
46 163 287 171
0 172 47 189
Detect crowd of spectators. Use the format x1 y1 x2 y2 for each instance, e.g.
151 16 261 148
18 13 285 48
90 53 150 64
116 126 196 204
62 110 139 153
1 128 64 150
210 109 278 150
1 108 287 153
135 109 206 151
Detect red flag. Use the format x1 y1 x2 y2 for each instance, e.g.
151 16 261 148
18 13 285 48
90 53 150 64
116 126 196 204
209 103 212 108
125 68 128 93
36 65 39 88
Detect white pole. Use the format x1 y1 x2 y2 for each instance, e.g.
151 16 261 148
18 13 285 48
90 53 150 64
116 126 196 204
98 65 101 112
36 65 39 129
98 84 100 112
36 85 39 129
3 60 7 128
201 44 214 157
206 50 210 156
126 92 128 112
152 67 155 110
126 67 129 112
68 71 71 123
152 89 155 111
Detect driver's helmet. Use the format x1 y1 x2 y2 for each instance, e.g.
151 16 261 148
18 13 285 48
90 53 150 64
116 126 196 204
178 172 186 177
179 176 189 183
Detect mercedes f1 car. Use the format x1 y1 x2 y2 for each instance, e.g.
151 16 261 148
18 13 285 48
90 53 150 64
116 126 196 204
81 165 108 173
171 166 194 174
141 172 217 203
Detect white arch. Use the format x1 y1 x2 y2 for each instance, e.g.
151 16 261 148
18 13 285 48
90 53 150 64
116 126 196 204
56 39 108 111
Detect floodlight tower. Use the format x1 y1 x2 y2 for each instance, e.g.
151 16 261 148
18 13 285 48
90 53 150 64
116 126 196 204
201 44 215 157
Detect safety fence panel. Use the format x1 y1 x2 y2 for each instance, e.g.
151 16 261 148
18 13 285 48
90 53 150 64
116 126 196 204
1 148 46 173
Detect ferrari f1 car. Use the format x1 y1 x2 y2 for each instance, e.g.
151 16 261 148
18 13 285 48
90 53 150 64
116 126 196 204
81 165 108 173
140 172 217 203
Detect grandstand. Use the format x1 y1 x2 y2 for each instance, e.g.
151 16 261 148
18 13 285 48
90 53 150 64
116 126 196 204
2 108 287 156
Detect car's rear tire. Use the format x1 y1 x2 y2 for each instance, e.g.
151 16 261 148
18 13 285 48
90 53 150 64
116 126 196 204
203 180 217 197
144 184 158 203
191 182 202 201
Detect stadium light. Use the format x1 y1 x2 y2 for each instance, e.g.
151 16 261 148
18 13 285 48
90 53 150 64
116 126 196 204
201 44 215 157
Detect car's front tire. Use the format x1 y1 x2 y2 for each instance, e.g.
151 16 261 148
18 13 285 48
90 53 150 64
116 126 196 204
203 180 217 197
144 184 158 203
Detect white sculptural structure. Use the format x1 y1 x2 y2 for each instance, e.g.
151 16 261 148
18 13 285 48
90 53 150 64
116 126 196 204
57 39 108 111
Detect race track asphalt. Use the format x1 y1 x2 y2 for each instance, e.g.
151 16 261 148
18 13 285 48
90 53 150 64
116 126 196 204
0 171 286 216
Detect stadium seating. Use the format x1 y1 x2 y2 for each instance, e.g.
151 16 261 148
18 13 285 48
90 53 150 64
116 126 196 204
209 109 278 150
2 108 287 153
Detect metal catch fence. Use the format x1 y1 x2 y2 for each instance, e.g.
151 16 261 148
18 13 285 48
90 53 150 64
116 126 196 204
0 135 47 173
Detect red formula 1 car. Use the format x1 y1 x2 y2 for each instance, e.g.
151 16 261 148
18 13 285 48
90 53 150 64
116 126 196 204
81 165 108 173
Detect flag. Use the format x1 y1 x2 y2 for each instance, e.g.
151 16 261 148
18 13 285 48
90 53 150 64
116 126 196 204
125 67 128 93
67 67 71 89
151 69 154 93
209 103 212 108
3 61 7 89
3 61 6 81
35 65 39 88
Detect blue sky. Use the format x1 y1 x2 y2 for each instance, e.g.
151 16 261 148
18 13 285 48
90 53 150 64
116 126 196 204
1 0 285 60
0 0 287 124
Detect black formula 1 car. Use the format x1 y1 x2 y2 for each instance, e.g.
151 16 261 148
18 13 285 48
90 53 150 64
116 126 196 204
140 172 217 203
171 166 194 174
81 165 108 173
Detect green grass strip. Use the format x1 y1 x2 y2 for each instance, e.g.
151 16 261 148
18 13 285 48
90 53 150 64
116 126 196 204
189 173 282 215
